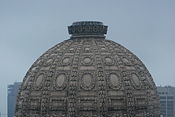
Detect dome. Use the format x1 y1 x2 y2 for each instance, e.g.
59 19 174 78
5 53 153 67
15 21 160 117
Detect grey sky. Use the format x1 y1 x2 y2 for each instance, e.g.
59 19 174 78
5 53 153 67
0 0 175 115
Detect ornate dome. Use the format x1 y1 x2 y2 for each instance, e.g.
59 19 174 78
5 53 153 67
15 21 160 117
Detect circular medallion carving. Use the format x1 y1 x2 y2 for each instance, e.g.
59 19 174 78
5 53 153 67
131 73 141 88
105 57 113 65
122 58 129 63
105 57 112 63
82 57 93 65
56 74 66 87
35 74 44 86
63 57 70 64
83 57 91 64
109 73 121 89
82 74 92 87
81 73 94 90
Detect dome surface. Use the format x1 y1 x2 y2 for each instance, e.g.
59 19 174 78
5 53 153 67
16 21 160 117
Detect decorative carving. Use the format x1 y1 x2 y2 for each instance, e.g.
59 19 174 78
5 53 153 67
109 74 120 88
106 71 121 90
83 57 91 64
68 21 107 38
53 72 68 91
104 57 113 65
23 75 30 87
131 73 141 88
81 56 94 66
15 21 160 117
81 73 94 90
62 57 70 63
56 74 66 87
29 98 40 111
35 74 44 87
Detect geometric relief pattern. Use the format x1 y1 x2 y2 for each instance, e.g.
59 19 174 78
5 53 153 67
15 31 160 116
109 73 120 88
81 73 95 90
106 71 121 90
15 37 160 117
54 73 67 90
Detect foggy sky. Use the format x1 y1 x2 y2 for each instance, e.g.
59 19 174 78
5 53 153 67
0 0 175 115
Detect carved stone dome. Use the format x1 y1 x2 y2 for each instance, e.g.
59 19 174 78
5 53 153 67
16 21 160 117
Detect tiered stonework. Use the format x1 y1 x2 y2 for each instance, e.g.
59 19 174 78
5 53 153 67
15 21 160 117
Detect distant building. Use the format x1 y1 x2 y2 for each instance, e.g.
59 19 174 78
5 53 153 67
7 82 21 117
157 86 175 117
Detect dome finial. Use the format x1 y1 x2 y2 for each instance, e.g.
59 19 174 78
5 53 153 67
68 21 108 38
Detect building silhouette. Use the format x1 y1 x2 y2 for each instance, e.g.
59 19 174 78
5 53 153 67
15 21 160 117
157 86 175 117
7 82 21 117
